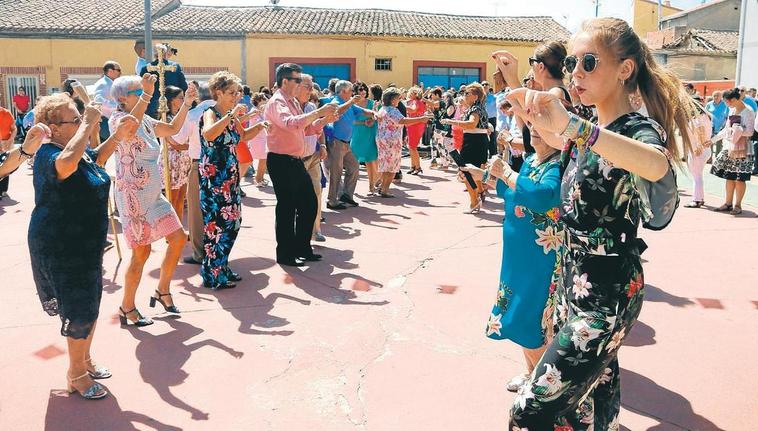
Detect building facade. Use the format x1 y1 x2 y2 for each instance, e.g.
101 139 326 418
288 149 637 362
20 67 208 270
632 0 683 37
0 0 568 114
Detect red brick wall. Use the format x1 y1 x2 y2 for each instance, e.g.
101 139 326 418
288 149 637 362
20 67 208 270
0 66 46 109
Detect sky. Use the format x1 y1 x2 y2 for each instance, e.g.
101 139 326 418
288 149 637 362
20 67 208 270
184 0 708 31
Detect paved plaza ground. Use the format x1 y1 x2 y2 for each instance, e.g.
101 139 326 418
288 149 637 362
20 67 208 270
0 159 756 431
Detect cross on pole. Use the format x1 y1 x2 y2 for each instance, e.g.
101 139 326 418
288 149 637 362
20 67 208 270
147 44 176 201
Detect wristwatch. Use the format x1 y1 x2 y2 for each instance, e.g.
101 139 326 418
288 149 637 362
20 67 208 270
19 146 34 159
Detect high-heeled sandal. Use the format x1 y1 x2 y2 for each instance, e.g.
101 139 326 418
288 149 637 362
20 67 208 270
464 201 482 214
86 357 112 379
118 306 154 327
149 290 180 314
67 372 108 400
227 271 243 282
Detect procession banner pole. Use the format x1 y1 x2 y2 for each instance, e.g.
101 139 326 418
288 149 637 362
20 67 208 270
147 44 175 202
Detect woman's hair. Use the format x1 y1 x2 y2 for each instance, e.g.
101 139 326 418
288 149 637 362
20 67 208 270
369 84 383 101
252 92 267 107
309 89 320 104
62 79 77 95
34 93 75 125
208 71 242 100
723 87 741 101
534 41 567 80
382 87 401 107
408 86 422 98
243 85 251 96
580 17 695 160
165 86 184 107
465 83 486 104
110 76 142 110
353 80 369 95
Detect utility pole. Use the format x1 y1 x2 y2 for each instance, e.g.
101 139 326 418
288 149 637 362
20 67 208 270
144 0 153 61
595 0 600 17
657 0 663 30
735 0 747 85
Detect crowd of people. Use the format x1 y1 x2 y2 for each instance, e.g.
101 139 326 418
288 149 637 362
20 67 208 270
0 16 755 429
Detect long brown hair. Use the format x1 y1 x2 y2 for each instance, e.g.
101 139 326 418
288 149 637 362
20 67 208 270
581 18 695 160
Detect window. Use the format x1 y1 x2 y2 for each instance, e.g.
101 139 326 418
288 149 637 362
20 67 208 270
374 58 392 71
4 76 39 117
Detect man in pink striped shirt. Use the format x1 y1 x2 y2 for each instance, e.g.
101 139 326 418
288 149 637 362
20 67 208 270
264 63 337 266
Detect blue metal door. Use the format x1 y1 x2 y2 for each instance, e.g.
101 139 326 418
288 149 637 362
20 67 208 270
301 64 350 89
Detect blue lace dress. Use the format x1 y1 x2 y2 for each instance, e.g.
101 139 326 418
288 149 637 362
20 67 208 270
28 144 110 339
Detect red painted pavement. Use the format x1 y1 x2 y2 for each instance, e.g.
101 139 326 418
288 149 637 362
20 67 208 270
0 160 756 430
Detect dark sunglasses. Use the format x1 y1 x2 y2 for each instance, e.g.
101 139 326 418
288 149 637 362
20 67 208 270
564 53 601 74
285 76 303 84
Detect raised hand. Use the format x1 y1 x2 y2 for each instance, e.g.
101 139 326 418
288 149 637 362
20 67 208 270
141 73 157 95
505 88 571 135
112 114 139 140
491 50 521 88
489 156 507 180
83 103 102 125
232 104 247 118
22 123 51 154
184 84 199 106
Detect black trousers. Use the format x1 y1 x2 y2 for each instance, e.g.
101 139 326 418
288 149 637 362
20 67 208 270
487 117 498 157
267 152 317 261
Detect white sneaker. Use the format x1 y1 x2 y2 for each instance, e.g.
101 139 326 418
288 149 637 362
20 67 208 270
313 232 326 242
506 373 529 393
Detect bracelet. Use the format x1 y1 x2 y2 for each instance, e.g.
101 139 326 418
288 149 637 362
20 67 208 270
560 113 582 140
562 113 600 153
482 169 490 184
19 146 34 159
139 94 152 103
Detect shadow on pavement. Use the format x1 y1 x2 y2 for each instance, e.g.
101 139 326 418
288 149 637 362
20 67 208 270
623 320 656 347
620 368 726 431
44 389 182 431
127 316 244 421
643 284 694 307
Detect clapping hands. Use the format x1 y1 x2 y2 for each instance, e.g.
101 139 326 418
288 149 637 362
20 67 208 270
141 73 157 95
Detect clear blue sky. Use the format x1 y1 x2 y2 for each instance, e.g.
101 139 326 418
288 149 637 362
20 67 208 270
186 0 709 31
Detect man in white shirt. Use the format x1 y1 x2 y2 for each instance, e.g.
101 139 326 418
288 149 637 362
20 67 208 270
177 84 216 264
92 61 121 140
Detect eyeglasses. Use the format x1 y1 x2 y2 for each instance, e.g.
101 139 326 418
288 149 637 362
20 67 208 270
127 88 144 97
57 116 82 125
224 90 241 96
564 53 600 74
285 76 303 84
528 57 542 66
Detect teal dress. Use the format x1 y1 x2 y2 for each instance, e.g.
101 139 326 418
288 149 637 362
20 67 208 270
350 99 378 163
485 153 562 349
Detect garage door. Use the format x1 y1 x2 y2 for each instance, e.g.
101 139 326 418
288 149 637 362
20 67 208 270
417 66 481 90
274 63 351 90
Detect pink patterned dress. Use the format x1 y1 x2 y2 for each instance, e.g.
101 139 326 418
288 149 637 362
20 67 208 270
110 111 182 249
376 105 405 173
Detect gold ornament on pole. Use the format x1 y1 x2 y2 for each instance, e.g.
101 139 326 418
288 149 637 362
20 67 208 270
147 44 175 201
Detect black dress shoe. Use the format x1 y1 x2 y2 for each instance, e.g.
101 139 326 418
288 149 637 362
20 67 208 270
327 202 347 210
339 195 359 206
183 256 202 265
277 257 305 267
203 281 237 290
227 271 243 282
299 253 322 262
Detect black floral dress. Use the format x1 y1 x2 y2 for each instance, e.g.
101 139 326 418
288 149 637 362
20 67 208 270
510 112 679 431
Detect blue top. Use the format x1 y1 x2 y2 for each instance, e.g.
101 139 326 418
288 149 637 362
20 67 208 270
135 57 149 75
706 100 729 135
494 91 508 131
139 60 188 118
485 153 562 349
240 95 253 110
743 96 758 112
330 96 365 142
92 75 118 118
485 92 497 118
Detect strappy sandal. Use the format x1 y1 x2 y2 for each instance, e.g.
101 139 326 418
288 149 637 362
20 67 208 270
379 192 395 198
149 290 180 314
67 372 108 400
714 204 733 212
118 306 154 327
86 357 112 379
730 206 742 215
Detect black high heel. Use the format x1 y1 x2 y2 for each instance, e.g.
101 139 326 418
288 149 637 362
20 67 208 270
118 306 154 327
149 290 180 313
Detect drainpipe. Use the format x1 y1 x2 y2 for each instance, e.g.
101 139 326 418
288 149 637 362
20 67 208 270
241 35 248 84
144 0 153 61
735 0 747 85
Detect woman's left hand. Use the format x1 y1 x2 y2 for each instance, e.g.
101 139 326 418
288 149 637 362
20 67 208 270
506 88 571 136
184 84 199 106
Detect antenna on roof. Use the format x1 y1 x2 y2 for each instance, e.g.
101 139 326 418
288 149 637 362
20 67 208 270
269 0 280 5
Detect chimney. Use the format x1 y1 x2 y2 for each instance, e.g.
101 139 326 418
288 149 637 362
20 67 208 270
664 0 671 6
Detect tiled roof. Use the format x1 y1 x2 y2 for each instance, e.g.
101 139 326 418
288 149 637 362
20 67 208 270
152 6 570 42
662 28 738 54
0 1 569 43
0 0 177 35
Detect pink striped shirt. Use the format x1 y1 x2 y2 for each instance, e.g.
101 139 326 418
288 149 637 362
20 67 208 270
263 89 322 158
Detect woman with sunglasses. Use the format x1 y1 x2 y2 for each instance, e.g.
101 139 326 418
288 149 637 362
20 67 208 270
494 18 689 429
28 93 138 399
110 74 198 326
200 71 268 289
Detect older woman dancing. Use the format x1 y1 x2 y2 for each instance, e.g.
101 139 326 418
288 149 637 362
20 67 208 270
109 74 198 325
29 93 138 399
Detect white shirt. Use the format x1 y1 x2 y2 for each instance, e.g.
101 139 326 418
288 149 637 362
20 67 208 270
175 100 216 160
302 102 319 157
92 75 117 119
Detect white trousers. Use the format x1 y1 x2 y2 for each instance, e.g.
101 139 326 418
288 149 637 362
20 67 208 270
687 147 711 202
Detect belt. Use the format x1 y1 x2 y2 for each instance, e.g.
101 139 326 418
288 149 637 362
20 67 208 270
268 152 307 161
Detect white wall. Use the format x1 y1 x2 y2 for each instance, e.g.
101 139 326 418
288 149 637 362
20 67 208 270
736 0 758 88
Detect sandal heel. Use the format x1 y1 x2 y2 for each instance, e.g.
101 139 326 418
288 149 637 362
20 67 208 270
149 296 156 308
118 314 127 326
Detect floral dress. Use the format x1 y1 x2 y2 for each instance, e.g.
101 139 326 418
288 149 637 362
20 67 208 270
510 112 679 431
198 107 242 287
376 106 404 173
158 114 192 189
486 153 562 349
110 111 182 249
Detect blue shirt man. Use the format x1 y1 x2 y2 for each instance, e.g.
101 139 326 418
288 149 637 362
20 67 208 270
494 91 509 132
140 58 188 119
705 93 728 136
331 95 365 142
743 95 758 112
92 61 122 139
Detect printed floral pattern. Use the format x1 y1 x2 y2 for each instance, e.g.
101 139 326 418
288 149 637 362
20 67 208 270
510 112 678 430
376 106 405 173
198 107 242 287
